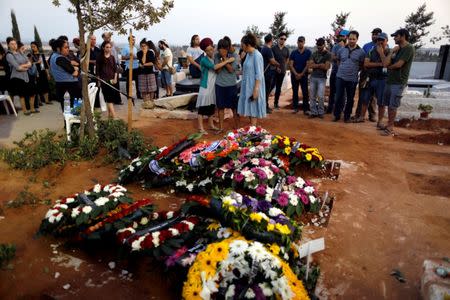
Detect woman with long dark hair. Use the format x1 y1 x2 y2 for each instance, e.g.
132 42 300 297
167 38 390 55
187 34 203 78
137 38 157 108
49 38 81 111
30 41 52 105
96 41 118 118
0 43 8 94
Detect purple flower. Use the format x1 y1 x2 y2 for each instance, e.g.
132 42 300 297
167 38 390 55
243 196 257 211
258 158 268 167
300 193 309 204
271 165 280 174
277 192 289 207
253 285 265 300
256 184 266 196
215 170 223 178
238 156 247 163
256 169 267 180
234 172 244 183
256 200 272 212
287 176 297 185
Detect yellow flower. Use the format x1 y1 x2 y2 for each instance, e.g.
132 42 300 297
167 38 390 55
250 212 263 223
208 241 230 262
267 223 275 231
207 222 220 231
285 146 292 155
275 223 291 235
272 138 279 144
305 153 312 161
313 153 323 161
269 243 281 255
227 206 236 213
183 281 202 300
283 138 290 146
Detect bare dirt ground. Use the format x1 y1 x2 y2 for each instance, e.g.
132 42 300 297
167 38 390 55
0 93 449 299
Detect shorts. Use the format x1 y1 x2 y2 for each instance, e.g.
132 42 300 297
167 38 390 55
383 84 406 108
160 69 172 88
361 79 386 106
198 104 215 116
215 84 238 109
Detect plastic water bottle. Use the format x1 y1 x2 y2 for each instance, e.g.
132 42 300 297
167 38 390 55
64 91 71 114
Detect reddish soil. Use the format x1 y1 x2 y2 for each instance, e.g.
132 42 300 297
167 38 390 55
395 118 450 145
1 94 449 299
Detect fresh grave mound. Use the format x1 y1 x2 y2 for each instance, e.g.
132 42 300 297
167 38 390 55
395 118 450 131
395 118 450 145
396 131 450 145
38 127 329 299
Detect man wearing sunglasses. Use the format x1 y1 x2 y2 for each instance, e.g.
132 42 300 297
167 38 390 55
333 30 365 122
271 32 290 110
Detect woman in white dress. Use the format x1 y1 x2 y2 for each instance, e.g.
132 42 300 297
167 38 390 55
196 38 235 134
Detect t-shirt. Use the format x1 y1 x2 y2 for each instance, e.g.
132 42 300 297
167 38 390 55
289 48 312 73
214 52 239 87
186 46 203 60
310 50 331 78
272 45 290 73
366 47 390 80
89 46 100 74
387 44 415 85
336 45 365 82
331 43 343 71
137 49 156 74
363 41 375 54
121 46 139 69
160 47 173 70
261 45 275 73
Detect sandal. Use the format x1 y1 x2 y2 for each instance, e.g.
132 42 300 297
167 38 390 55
199 129 208 135
209 126 219 131
380 128 396 136
376 123 387 130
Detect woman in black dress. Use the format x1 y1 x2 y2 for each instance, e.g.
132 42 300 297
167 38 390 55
96 41 118 118
30 41 52 105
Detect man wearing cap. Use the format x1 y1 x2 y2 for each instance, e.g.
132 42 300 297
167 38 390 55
355 32 390 124
289 36 311 114
355 27 383 122
333 30 365 122
261 34 280 113
380 28 415 136
271 32 290 109
308 38 331 118
159 39 174 97
121 35 140 98
327 29 348 114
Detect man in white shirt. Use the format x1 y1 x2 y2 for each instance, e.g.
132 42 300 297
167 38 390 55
186 34 203 78
158 39 173 97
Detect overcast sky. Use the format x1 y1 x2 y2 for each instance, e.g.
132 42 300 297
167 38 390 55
0 0 449 48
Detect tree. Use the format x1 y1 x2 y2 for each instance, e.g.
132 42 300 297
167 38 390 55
430 25 450 45
52 0 174 140
33 25 44 51
404 3 435 50
11 10 21 41
330 11 350 35
269 11 294 39
242 24 266 46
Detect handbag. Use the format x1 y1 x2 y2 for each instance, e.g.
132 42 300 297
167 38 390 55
168 66 176 75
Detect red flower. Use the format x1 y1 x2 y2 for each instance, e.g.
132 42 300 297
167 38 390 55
159 230 173 243
142 236 154 249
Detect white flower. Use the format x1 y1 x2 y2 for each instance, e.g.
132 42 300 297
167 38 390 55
82 206 92 214
199 178 212 187
251 158 260 165
176 180 187 187
55 213 63 223
245 288 255 299
295 178 306 188
84 190 91 195
131 235 146 251
242 171 255 182
129 166 135 172
117 227 135 234
151 231 160 247
140 217 149 225
225 284 236 299
200 272 219 299
263 167 274 179
289 194 299 206
94 197 109 206
159 146 167 153
257 212 270 221
152 212 159 220
136 161 142 167
265 187 274 202
71 207 81 218
222 196 237 206
132 222 138 229
304 185 315 194
269 207 284 217
65 198 75 204
55 204 68 210
182 220 195 230
166 211 174 219
93 184 101 193
232 192 243 204
45 209 58 219
186 184 194 192
110 192 124 198
259 283 274 297
131 157 140 163
309 195 317 203
248 126 256 132
217 228 231 239
168 228 179 236
103 185 111 192
229 240 248 256
247 241 266 262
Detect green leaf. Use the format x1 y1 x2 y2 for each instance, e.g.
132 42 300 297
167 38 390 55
287 205 295 217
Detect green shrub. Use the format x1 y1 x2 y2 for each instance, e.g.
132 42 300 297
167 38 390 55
0 244 16 268
77 135 99 159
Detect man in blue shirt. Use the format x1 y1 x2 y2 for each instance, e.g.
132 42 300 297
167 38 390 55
261 34 280 113
327 29 348 114
121 35 140 98
289 36 311 114
333 30 366 122
355 27 382 121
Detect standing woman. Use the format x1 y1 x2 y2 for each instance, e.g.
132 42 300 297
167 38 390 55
30 41 52 105
5 37 33 115
237 33 266 126
0 43 8 94
96 41 118 118
187 34 203 78
196 38 235 134
49 38 81 111
137 38 157 108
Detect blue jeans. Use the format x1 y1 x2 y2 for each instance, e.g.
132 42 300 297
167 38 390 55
333 77 358 120
310 77 326 116
361 79 386 106
161 69 172 88
291 74 309 111
383 84 406 108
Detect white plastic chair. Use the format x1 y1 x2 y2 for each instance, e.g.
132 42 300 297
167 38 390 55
64 84 98 141
0 94 18 117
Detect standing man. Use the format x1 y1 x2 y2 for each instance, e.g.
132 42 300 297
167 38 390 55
380 29 415 136
327 29 348 114
333 30 365 122
261 34 280 113
308 38 331 118
88 35 100 76
289 36 311 114
159 39 174 97
355 27 383 121
271 32 290 109
121 35 140 99
356 32 390 124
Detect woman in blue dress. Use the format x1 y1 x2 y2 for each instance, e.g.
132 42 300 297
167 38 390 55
237 33 266 126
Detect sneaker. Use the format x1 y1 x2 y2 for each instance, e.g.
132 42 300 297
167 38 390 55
369 117 377 122
318 114 324 119
32 109 40 113
303 110 310 116
332 117 340 122
267 108 273 114
308 114 317 119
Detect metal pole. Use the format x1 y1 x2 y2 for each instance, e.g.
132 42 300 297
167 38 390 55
127 29 134 132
